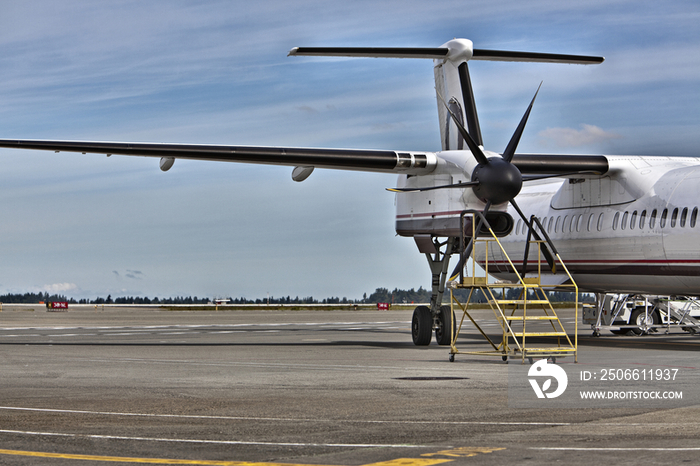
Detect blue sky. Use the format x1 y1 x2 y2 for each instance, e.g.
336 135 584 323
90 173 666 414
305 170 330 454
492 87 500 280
0 0 698 300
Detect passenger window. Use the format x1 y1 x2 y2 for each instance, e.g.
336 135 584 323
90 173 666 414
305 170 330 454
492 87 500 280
548 217 553 234
671 208 678 228
621 211 628 230
692 207 698 228
681 207 688 227
597 213 604 231
660 209 668 228
563 215 569 233
576 214 583 232
612 212 619 230
650 209 657 228
588 213 595 232
630 211 637 230
555 216 561 233
640 210 647 229
516 219 522 235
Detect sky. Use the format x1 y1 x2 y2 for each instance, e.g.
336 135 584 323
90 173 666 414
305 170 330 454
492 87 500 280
0 0 698 301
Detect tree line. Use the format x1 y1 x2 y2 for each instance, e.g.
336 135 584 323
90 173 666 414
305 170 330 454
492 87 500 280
0 288 590 305
0 292 209 305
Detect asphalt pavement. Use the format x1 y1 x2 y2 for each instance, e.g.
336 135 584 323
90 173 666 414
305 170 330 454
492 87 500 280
1 306 699 465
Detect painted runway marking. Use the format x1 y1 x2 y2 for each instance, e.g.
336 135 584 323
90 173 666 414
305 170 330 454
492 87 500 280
0 406 569 426
532 447 700 451
0 429 428 448
0 448 453 466
78 357 477 374
0 321 411 332
8 406 700 430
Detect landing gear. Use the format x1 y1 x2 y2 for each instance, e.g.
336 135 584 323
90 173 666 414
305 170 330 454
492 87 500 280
411 236 457 346
412 306 432 346
435 305 454 346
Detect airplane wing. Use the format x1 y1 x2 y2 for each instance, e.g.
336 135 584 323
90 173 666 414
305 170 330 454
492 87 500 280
0 139 609 177
0 139 438 176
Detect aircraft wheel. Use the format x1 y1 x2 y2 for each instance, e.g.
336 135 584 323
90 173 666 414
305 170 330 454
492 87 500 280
435 305 455 346
412 305 432 346
630 308 659 334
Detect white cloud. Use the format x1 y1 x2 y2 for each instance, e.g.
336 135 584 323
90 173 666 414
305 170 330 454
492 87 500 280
42 283 79 293
537 124 622 149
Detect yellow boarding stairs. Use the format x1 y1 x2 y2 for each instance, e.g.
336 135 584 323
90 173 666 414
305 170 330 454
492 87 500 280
449 212 579 363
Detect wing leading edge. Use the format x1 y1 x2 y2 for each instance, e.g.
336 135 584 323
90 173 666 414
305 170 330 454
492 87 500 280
0 138 609 177
0 139 439 175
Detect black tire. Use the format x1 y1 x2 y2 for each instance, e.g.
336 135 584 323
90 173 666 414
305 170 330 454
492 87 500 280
412 305 432 346
435 305 454 346
630 307 659 334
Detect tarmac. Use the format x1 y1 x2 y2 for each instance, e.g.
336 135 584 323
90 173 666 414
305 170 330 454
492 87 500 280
1 305 700 465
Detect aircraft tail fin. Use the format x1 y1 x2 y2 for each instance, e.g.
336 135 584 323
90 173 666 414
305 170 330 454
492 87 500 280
290 40 604 151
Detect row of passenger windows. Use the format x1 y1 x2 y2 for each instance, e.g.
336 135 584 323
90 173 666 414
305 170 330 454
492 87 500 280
515 213 605 235
612 207 698 230
514 206 699 236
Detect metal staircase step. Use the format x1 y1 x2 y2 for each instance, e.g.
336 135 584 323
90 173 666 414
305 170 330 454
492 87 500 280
522 347 577 353
504 315 558 321
496 299 550 305
511 331 568 337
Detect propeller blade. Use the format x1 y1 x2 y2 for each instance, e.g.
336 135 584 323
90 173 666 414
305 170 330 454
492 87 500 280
386 180 479 193
502 82 542 163
449 201 492 280
436 90 489 166
510 198 556 273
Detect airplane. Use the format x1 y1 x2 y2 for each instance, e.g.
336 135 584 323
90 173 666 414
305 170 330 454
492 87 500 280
0 38 696 346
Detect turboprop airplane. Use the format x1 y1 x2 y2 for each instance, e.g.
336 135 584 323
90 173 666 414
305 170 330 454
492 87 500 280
0 39 696 346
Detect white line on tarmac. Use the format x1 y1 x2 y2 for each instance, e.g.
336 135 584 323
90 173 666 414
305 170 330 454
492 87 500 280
0 321 410 332
0 406 569 426
532 447 700 451
78 357 483 374
0 429 428 448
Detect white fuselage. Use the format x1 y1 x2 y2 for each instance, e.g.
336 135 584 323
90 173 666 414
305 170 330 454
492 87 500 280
395 155 700 296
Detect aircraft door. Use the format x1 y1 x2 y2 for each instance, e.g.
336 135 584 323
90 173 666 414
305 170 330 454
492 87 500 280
663 167 700 291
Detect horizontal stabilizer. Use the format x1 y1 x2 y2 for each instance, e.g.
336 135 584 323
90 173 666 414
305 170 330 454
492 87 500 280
290 42 604 65
472 49 604 65
289 47 448 59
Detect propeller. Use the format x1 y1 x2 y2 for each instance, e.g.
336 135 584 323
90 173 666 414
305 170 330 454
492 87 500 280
437 83 552 279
